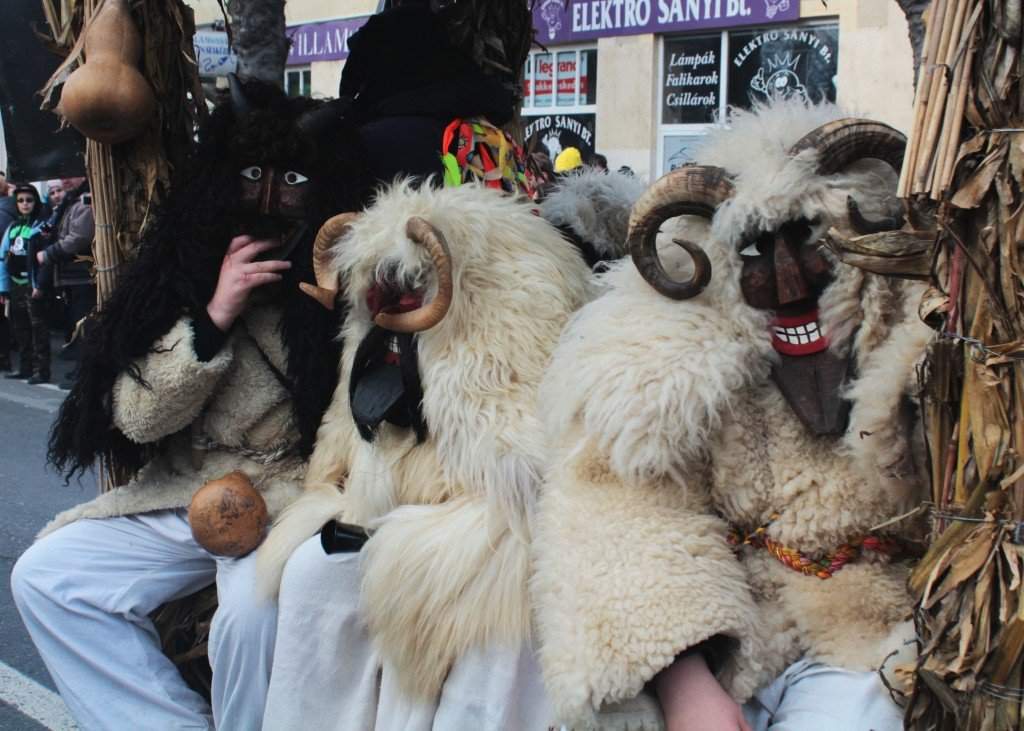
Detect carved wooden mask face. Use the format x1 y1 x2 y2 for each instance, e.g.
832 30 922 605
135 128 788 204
238 165 314 221
737 218 852 436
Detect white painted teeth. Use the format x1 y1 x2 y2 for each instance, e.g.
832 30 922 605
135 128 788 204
773 321 822 345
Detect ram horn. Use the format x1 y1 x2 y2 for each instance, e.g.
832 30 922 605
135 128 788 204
791 118 908 235
627 165 733 300
790 118 907 176
299 211 361 310
374 216 453 333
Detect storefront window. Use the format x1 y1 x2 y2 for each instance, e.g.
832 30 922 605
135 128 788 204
661 35 721 125
662 134 705 173
284 67 312 97
524 46 597 111
523 45 599 164
657 20 839 175
532 52 554 108
728 25 839 108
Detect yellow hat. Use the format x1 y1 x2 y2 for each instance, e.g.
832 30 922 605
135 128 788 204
554 146 583 173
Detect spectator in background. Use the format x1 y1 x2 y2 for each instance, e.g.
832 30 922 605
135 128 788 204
46 180 65 210
590 152 608 172
0 176 17 371
1 184 49 383
37 178 93 390
527 150 556 202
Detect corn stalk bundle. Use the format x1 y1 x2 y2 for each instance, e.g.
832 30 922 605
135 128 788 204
38 0 203 492
38 0 205 306
895 1 1024 729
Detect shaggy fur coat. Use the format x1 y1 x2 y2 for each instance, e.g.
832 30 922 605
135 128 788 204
258 182 593 702
531 102 932 729
540 168 647 265
40 304 305 537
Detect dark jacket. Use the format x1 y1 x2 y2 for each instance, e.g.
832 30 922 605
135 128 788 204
0 196 17 239
41 197 94 288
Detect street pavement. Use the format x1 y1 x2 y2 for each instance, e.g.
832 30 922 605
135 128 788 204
1 338 90 730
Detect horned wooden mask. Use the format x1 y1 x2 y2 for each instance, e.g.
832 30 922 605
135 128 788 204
628 118 907 435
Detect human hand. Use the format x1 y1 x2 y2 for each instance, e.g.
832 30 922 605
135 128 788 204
0 293 6 306
207 235 291 332
31 288 43 299
655 652 751 731
36 251 46 265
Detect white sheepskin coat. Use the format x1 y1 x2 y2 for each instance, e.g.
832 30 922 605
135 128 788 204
531 101 932 729
40 304 305 537
258 182 593 701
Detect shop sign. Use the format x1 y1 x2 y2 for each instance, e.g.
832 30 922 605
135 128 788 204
524 113 597 163
287 16 369 65
661 36 720 124
728 24 838 108
193 31 237 78
534 0 798 44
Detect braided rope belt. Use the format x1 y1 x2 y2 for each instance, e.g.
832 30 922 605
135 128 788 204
728 512 903 580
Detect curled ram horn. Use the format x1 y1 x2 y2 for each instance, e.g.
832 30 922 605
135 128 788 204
300 212 361 310
791 118 908 233
373 216 453 333
789 117 907 175
627 165 733 301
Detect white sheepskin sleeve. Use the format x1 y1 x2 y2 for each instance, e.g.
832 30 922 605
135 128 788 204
532 267 774 727
112 317 233 444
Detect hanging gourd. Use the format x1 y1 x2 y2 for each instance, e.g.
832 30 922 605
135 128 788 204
188 471 269 557
60 0 156 145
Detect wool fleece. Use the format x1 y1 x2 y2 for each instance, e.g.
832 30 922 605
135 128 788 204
531 101 932 729
41 305 305 537
258 181 593 704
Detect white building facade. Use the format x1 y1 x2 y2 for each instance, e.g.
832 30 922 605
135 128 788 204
187 0 915 180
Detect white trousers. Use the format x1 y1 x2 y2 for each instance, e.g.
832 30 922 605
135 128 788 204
11 508 277 731
263 535 553 731
743 658 904 731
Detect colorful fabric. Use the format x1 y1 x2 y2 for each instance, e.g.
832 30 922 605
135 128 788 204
728 513 903 580
441 118 533 197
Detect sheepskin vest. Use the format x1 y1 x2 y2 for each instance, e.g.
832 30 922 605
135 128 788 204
40 304 305 538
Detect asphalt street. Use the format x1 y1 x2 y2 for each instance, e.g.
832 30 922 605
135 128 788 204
1 340 90 730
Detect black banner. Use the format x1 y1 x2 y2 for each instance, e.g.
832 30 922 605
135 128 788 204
662 35 720 125
0 0 85 181
728 24 839 109
524 113 597 164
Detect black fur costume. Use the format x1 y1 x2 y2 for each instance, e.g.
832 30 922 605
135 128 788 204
49 80 370 479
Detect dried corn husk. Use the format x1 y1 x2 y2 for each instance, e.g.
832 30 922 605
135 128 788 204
902 1 1024 729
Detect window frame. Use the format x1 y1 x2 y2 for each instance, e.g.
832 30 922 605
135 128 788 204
523 43 598 117
284 66 313 98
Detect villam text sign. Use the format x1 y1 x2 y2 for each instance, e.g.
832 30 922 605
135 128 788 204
287 16 369 65
534 0 798 43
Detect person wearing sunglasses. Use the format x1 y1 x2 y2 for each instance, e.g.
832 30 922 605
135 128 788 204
0 184 49 382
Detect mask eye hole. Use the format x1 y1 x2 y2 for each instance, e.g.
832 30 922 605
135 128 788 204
283 171 309 185
739 234 772 259
240 166 262 181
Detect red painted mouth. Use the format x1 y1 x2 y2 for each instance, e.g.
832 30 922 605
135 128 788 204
366 283 423 319
771 309 829 356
